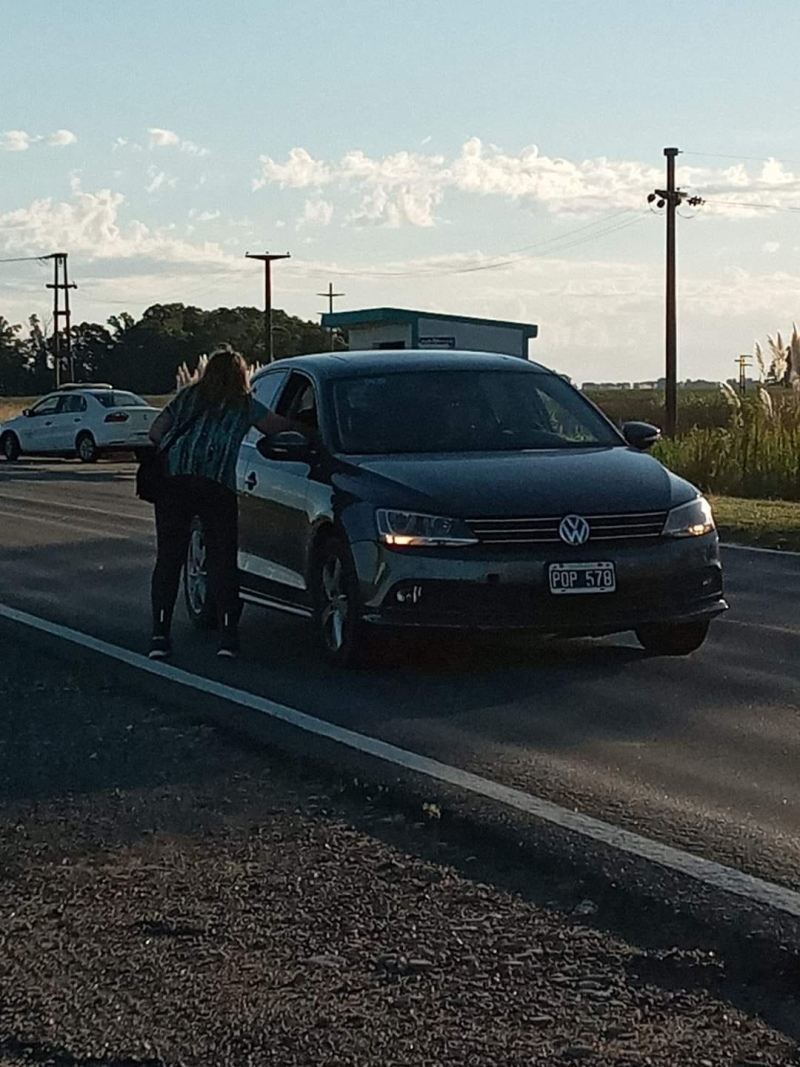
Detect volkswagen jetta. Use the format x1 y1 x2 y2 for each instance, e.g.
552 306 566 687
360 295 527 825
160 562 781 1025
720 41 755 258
184 351 727 666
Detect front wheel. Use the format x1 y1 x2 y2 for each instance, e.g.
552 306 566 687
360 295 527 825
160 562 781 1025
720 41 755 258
76 432 99 463
636 619 710 656
183 518 217 629
312 535 373 667
1 433 20 461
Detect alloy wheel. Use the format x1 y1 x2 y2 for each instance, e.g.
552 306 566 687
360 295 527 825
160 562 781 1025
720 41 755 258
186 524 209 617
320 554 350 652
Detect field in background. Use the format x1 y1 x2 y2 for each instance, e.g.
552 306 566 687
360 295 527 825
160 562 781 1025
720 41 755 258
585 387 734 434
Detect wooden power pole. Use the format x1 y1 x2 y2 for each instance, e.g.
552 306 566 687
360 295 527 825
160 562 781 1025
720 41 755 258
648 149 704 438
317 281 345 350
46 252 76 386
245 251 291 363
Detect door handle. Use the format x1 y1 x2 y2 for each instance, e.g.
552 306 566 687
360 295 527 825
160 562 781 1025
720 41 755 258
245 471 258 491
45 421 53 426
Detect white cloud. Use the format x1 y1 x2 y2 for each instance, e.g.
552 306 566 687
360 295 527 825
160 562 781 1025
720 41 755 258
254 147 331 190
298 198 333 228
148 127 181 148
1 130 36 152
0 182 240 270
48 129 77 147
3 128 78 151
254 139 800 227
763 241 781 254
145 166 179 194
148 127 209 156
192 209 221 222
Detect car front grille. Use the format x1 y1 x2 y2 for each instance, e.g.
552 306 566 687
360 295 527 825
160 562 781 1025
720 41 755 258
467 510 668 546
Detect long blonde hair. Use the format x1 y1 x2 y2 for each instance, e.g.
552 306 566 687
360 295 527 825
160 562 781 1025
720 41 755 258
191 344 250 410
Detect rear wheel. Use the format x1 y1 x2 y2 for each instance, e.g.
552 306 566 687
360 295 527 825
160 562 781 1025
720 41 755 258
636 619 710 656
184 518 217 629
312 535 373 667
76 432 98 463
1 433 20 461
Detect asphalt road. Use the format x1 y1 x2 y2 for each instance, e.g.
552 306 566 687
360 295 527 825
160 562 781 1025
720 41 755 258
1 458 799 893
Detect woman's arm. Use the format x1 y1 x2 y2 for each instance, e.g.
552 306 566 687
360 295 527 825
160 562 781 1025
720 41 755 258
254 409 315 438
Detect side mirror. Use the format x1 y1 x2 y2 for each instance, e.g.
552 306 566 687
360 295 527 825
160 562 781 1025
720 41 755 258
622 421 661 451
257 430 311 462
22 408 31 417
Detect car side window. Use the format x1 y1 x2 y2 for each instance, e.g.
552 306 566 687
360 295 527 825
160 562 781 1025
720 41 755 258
276 373 318 430
61 394 87 414
252 370 289 411
29 395 62 416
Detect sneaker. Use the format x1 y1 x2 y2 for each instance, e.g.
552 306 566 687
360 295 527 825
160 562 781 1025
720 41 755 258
217 634 239 659
148 635 172 660
217 613 239 659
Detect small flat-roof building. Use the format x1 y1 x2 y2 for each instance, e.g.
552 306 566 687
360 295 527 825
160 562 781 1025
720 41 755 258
321 306 538 360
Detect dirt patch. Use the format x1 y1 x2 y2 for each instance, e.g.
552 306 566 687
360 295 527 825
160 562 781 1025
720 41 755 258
0 638 797 1066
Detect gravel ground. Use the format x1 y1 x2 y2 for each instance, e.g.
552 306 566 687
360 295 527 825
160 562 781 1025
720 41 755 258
0 637 798 1067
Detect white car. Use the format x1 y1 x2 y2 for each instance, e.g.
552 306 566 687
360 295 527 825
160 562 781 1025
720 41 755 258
0 384 161 463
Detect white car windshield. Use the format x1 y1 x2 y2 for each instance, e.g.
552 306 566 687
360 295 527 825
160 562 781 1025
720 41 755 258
330 370 621 454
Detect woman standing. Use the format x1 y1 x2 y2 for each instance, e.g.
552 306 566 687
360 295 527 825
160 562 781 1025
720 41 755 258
147 344 294 660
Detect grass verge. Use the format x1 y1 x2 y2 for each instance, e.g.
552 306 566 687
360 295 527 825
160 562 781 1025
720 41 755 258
711 495 800 551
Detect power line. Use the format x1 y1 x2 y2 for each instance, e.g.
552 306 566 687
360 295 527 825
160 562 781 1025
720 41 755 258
683 150 800 169
305 209 645 280
0 254 52 265
701 197 800 213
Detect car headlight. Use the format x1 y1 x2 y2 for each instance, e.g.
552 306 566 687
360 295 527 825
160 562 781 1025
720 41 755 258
662 496 715 538
376 509 478 547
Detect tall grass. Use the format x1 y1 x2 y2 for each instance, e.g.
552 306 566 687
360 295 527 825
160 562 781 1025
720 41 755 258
655 385 800 500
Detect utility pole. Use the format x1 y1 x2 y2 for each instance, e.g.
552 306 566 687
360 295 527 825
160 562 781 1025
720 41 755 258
648 149 704 438
245 251 291 363
735 355 751 397
45 252 77 387
317 281 345 350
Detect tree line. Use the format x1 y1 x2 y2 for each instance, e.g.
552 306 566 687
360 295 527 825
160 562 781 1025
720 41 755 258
0 303 339 396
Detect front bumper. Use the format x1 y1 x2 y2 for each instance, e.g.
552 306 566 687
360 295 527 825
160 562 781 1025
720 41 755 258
350 534 727 636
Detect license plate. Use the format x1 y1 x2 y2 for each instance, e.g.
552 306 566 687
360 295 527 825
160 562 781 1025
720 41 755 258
549 562 616 595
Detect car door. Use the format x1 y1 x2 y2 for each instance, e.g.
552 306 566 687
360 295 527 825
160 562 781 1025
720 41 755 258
50 392 88 451
237 371 317 606
18 394 64 452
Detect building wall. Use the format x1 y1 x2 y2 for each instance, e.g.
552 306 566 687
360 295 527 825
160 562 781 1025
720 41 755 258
418 316 528 358
348 323 412 349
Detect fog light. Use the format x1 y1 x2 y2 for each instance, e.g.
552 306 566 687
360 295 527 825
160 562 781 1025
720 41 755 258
395 584 423 604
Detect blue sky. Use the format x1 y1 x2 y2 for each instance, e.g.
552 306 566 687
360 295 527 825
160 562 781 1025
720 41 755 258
3 0 800 383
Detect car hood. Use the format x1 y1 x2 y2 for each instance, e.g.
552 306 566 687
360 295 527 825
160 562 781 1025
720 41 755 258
331 447 697 517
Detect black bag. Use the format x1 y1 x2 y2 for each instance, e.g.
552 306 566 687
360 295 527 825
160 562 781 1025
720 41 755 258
135 447 167 503
135 407 200 503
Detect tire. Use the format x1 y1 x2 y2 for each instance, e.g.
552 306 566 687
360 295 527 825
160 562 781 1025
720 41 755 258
76 432 99 463
1 432 20 461
183 517 217 629
635 619 710 657
312 534 374 667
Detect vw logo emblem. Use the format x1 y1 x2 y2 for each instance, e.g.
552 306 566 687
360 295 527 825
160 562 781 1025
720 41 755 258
559 514 591 546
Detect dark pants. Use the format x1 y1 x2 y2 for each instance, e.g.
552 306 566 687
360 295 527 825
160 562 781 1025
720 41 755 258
151 475 239 634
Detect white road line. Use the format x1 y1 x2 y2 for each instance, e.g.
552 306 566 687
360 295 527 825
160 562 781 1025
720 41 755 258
0 491 150 524
0 506 151 543
2 600 800 920
723 542 800 558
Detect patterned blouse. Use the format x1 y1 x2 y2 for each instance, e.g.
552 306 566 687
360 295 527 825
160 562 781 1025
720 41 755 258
161 386 268 491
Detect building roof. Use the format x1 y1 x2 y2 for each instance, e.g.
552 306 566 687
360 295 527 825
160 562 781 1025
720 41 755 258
321 306 538 338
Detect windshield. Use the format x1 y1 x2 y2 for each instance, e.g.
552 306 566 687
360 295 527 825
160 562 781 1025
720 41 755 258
91 391 148 408
330 370 621 454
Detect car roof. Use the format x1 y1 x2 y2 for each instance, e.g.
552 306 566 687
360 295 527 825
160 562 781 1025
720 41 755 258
57 382 113 390
252 350 554 383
